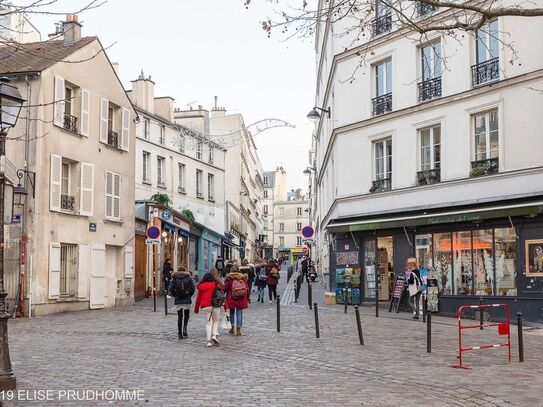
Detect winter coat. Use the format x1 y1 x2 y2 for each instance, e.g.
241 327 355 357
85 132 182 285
254 266 267 288
170 271 195 305
239 266 255 285
223 272 249 310
266 264 280 286
194 281 224 313
163 262 173 280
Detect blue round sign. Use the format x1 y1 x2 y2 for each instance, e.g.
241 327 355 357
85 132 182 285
146 226 161 239
302 226 314 238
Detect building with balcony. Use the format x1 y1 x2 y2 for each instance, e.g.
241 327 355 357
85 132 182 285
273 192 309 263
262 167 287 258
311 1 543 322
0 16 136 315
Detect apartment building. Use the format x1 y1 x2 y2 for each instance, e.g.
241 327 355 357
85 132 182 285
0 3 41 43
0 16 136 315
311 1 543 322
273 191 309 263
262 167 287 258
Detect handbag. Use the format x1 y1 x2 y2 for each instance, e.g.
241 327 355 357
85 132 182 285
220 314 231 331
408 273 423 297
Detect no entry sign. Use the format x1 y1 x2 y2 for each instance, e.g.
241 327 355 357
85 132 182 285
302 226 314 238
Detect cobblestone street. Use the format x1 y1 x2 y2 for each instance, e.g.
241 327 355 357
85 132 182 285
3 269 543 406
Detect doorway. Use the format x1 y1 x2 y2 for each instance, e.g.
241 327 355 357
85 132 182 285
134 235 147 301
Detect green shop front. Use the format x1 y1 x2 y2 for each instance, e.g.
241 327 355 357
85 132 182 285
327 197 543 324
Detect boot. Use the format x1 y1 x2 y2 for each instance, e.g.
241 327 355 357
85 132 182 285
229 327 235 335
182 326 188 338
236 327 242 336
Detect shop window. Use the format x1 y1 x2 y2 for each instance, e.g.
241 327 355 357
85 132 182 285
453 231 473 295
495 228 517 296
363 240 377 299
434 232 452 295
416 234 433 268
472 229 494 295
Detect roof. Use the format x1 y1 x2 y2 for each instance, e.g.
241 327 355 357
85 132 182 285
0 37 97 74
264 171 276 188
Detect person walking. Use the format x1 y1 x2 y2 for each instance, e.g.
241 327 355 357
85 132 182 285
163 259 173 298
194 270 226 347
223 266 249 336
215 256 225 276
239 259 256 303
407 259 423 320
169 266 195 339
255 262 268 303
266 260 280 304
301 255 309 283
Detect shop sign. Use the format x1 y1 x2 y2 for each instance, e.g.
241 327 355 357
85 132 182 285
12 215 21 224
89 222 97 232
161 210 172 221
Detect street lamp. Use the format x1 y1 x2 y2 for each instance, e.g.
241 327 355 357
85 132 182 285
306 106 331 123
0 76 25 391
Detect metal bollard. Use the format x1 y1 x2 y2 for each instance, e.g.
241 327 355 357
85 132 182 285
277 295 281 333
479 297 484 330
314 303 320 338
426 311 432 353
164 289 168 316
517 312 524 362
375 278 379 318
308 283 313 310
422 297 427 323
355 305 364 345
344 289 348 314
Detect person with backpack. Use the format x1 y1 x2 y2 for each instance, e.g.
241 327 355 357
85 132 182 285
255 263 268 303
223 266 249 336
169 266 195 339
266 260 280 304
194 270 227 347
239 259 256 303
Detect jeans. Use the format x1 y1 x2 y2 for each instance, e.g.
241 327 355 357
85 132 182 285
268 284 277 300
229 308 243 328
203 307 221 341
257 286 265 299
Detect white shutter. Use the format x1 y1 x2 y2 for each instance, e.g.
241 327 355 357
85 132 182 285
100 97 108 143
48 242 61 299
53 76 65 127
89 244 106 309
121 108 130 151
113 173 121 220
77 244 90 299
124 246 134 278
49 154 62 212
105 171 113 219
80 88 90 137
79 162 94 216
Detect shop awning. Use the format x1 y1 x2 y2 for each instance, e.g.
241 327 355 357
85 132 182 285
164 223 176 233
327 200 543 233
178 229 190 238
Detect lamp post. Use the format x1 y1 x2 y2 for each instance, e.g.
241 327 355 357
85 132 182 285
0 76 26 390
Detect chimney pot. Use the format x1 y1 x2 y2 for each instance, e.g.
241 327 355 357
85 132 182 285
62 14 82 45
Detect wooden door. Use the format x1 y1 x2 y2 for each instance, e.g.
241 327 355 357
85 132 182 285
134 236 147 301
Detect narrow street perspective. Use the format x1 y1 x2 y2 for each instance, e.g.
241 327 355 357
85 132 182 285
0 1 542 406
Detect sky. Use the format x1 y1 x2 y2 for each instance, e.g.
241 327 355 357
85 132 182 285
30 0 316 191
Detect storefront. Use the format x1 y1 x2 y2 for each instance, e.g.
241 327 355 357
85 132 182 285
199 228 223 275
327 197 543 324
189 224 202 278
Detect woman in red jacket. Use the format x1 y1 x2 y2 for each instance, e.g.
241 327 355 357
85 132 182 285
223 266 249 336
194 270 225 347
266 260 280 304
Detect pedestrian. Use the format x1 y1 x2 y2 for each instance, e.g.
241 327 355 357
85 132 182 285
407 258 423 320
295 269 303 302
223 265 249 336
266 260 280 304
215 256 225 276
163 259 173 298
222 260 233 278
169 266 195 339
301 255 309 283
194 269 226 347
255 262 268 303
239 259 255 303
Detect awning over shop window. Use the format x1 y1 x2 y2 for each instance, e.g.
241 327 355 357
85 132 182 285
178 229 190 238
164 223 176 233
327 200 543 233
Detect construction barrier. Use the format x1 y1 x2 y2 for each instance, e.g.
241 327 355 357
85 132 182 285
451 303 511 370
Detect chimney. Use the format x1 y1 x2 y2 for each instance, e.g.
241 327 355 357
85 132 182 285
62 14 82 45
130 70 155 113
211 96 227 118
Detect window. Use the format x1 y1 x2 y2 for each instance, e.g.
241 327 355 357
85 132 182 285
279 236 284 247
64 87 72 116
416 234 433 269
472 229 494 295
279 223 284 232
61 162 70 196
264 220 268 230
144 118 150 139
418 126 441 185
453 231 474 295
196 141 202 160
60 243 78 296
473 110 498 161
297 207 302 216
264 190 268 199
59 161 76 211
371 138 392 192
297 237 302 246
208 147 214 164
208 173 215 201
279 207 284 217
157 157 165 186
297 222 302 231
263 176 268 186
495 228 517 296
142 151 150 183
419 42 442 101
473 20 499 85
105 171 121 220
108 105 114 133
196 169 203 197
434 232 453 295
160 125 165 145
264 205 268 215
178 163 186 192
372 60 392 115
373 0 391 35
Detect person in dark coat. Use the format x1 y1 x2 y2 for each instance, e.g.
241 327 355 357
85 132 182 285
254 262 267 303
223 266 249 336
408 266 423 320
266 260 280 303
169 266 195 339
215 257 225 275
163 259 173 298
239 259 256 303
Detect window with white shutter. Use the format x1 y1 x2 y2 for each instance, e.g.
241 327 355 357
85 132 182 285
121 108 130 151
53 76 65 127
50 154 62 212
100 97 108 143
80 88 90 136
105 171 121 221
79 162 94 216
48 242 61 299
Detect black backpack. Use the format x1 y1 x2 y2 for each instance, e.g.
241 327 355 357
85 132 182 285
172 277 194 299
212 285 226 308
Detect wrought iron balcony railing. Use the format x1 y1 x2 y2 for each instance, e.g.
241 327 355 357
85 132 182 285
418 77 442 102
63 114 78 133
372 93 392 116
471 58 499 86
372 13 392 36
470 157 499 177
370 178 391 193
418 2 437 16
416 169 441 185
61 194 75 211
107 130 118 148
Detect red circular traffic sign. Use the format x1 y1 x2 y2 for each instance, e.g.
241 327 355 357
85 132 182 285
302 226 314 238
146 226 161 239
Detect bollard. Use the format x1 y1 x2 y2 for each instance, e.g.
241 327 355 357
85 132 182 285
517 312 524 362
422 297 427 323
344 289 348 314
355 305 364 345
426 311 432 353
479 297 484 330
164 289 168 316
277 295 281 333
308 283 313 310
314 302 320 338
375 276 379 318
